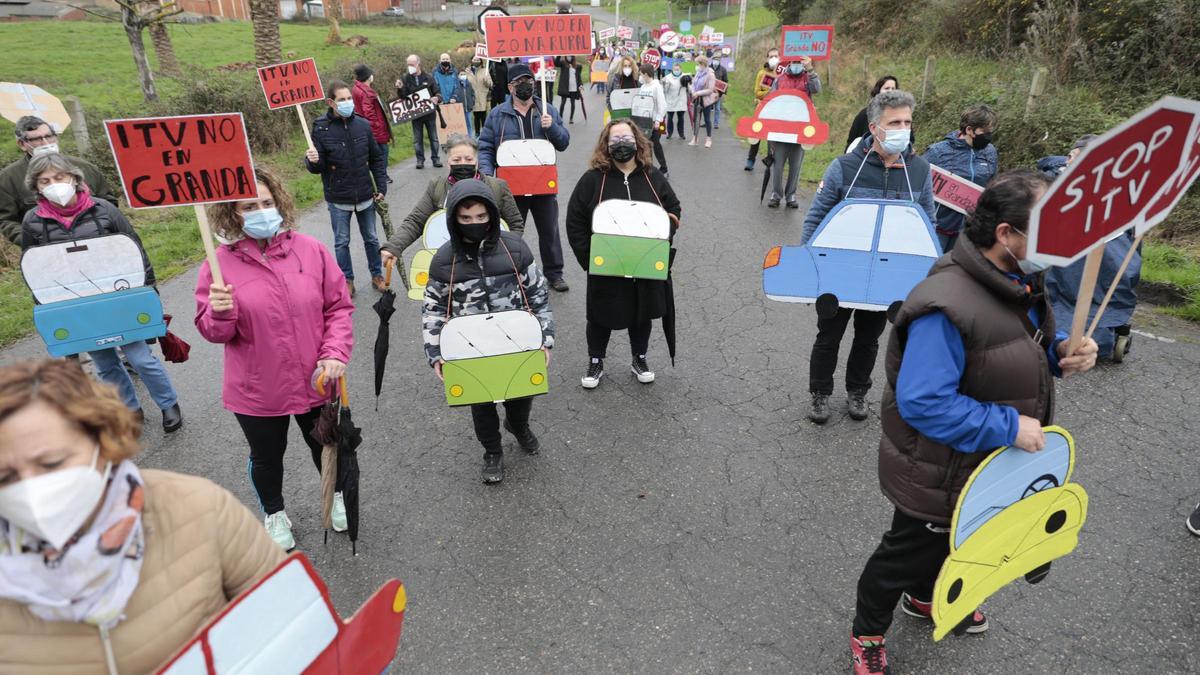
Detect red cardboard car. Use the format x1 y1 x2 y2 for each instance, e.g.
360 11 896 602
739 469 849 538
736 90 830 146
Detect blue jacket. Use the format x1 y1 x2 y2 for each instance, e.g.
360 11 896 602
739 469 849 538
1045 231 1141 358
433 67 461 104
922 130 999 235
305 110 388 204
802 136 937 244
477 98 570 176
1037 155 1068 178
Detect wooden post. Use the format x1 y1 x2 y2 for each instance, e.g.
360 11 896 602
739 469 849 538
862 55 869 97
1025 66 1048 118
63 95 90 155
539 55 548 117
1067 247 1105 354
295 104 315 152
194 204 225 287
1086 234 1143 340
920 55 935 103
826 51 833 88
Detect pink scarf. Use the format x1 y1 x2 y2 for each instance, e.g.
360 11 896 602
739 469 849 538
35 188 96 230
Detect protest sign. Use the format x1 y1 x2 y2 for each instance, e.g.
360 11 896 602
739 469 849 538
929 165 985 215
624 40 640 51
641 48 661 69
476 6 508 34
484 13 592 58
436 102 468 145
475 43 499 62
659 30 680 52
256 57 323 152
714 80 728 94
0 82 70 133
598 27 616 40
389 89 436 124
701 24 714 36
680 34 697 48
616 25 633 39
781 25 834 61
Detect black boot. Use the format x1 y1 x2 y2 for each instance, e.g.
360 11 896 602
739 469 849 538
808 393 831 424
162 404 183 433
481 452 504 484
503 419 540 454
848 390 869 421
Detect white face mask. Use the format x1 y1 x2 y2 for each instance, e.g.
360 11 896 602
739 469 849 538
0 445 111 550
31 143 59 157
41 182 76 207
767 56 779 68
407 65 418 75
623 67 633 77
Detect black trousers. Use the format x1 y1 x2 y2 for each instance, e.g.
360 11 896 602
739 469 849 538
748 139 761 162
472 110 487 135
853 508 950 636
809 307 888 395
650 129 668 173
411 114 440 163
558 94 578 121
587 320 652 360
471 397 534 454
514 195 564 281
235 406 324 515
666 111 686 139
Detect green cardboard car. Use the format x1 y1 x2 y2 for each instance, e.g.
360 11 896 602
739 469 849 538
440 310 548 406
588 200 671 281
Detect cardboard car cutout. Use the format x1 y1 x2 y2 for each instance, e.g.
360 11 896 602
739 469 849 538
762 199 941 318
157 553 406 674
496 139 558 196
22 234 166 357
406 210 511 301
608 87 640 120
736 90 830 147
931 427 1088 641
589 200 671 280
441 309 549 406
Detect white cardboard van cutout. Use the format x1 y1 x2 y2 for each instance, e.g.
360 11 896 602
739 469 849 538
592 200 670 239
21 234 146 305
441 310 543 360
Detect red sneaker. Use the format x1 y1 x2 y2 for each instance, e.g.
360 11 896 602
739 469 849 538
901 592 989 634
851 634 890 675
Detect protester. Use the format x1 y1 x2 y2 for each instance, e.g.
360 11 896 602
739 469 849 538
590 52 608 94
1 115 115 245
478 63 572 292
196 167 354 551
708 51 729 130
488 58 510 109
305 80 389 296
745 47 781 171
1037 134 1096 178
846 76 898 150
607 55 640 112
565 121 681 389
381 133 524 265
662 62 689 140
351 64 394 182
802 90 935 424
20 152 183 433
397 54 443 169
848 171 1099 674
923 104 999 251
555 55 584 124
421 179 554 484
688 56 719 148
465 57 493 135
0 359 284 674
636 63 670 176
766 55 822 208
457 68 476 137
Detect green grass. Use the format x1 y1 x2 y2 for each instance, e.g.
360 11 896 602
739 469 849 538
1142 243 1200 322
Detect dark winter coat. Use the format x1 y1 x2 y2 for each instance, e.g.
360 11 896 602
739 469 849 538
488 60 509 107
922 130 999 236
380 173 525 258
304 110 388 205
0 153 116 245
477 99 570 177
396 71 441 120
351 79 393 145
21 196 155 287
879 239 1056 524
565 165 681 329
555 57 584 96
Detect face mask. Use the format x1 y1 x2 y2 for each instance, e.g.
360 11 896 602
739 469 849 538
971 131 993 151
441 61 452 71
623 67 633 77
458 221 490 243
1007 228 1047 275
788 63 804 75
0 445 110 551
449 163 477 180
672 69 681 76
459 74 468 82
513 81 535 101
41 181 76 207
767 56 779 68
877 128 910 154
241 207 283 240
31 142 59 157
407 65 418 75
335 100 355 118
609 140 637 162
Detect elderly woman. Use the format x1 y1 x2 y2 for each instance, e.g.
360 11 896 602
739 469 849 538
0 358 283 674
380 133 524 266
20 152 183 433
195 167 354 552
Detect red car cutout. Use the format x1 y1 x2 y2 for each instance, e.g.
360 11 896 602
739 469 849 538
736 90 830 146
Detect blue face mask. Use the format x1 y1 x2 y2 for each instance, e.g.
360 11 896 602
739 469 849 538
878 128 911 154
241 207 283 240
335 100 355 118
787 63 804 75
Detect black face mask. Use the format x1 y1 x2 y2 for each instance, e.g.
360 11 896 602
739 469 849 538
440 61 452 71
449 164 477 180
971 132 993 150
458 221 490 243
609 140 637 162
513 81 535 101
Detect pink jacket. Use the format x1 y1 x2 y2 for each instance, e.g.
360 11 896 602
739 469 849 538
194 231 354 416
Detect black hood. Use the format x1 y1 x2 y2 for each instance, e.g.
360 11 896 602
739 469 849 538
445 179 501 252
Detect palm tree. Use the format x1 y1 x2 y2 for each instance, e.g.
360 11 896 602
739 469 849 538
325 0 342 46
148 19 181 76
249 0 282 66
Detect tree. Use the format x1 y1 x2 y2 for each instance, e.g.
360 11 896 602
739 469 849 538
115 0 182 102
325 0 342 46
249 0 282 66
763 0 815 24
148 7 181 77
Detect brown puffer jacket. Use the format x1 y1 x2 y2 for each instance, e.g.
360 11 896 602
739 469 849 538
878 239 1056 525
0 469 285 674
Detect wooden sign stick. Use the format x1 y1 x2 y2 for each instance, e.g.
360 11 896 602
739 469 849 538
194 204 225 287
1085 233 1143 341
296 105 316 153
540 55 549 117
1066 247 1105 354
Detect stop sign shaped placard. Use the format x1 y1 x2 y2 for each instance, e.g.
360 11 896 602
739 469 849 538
1029 96 1200 266
641 48 661 69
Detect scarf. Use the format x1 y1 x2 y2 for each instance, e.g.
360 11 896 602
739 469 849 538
0 461 146 629
34 188 96 230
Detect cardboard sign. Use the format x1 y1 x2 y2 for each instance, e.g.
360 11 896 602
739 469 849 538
476 6 508 34
616 25 633 39
388 89 436 124
624 40 640 51
714 79 728 94
474 43 498 62
700 31 724 45
930 164 985 215
659 30 680 53
441 310 548 406
104 114 257 209
598 27 615 40
591 59 611 80
680 34 697 48
0 82 70 133
700 24 714 36
589 200 671 280
256 58 323 110
641 48 661 69
759 73 777 90
781 24 835 61
436 102 468 144
484 13 592 58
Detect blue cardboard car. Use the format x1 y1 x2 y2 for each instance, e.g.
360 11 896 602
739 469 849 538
762 198 942 317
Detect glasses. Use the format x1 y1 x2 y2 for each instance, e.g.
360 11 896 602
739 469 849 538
24 132 57 145
609 135 635 144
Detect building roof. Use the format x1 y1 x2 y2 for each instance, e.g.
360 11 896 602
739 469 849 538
0 1 79 17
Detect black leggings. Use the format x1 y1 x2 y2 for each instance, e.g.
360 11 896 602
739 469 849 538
473 110 487 134
650 129 668 173
587 320 652 360
559 94 578 121
666 111 686 139
236 406 324 515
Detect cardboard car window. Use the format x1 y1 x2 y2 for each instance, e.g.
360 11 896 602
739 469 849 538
591 200 671 238
440 310 544 360
422 209 450 249
589 200 671 280
496 139 556 166
810 202 877 251
22 234 147 304
878 204 939 257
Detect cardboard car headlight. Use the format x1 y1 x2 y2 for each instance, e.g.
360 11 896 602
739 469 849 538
589 200 671 280
496 139 558 196
440 310 548 406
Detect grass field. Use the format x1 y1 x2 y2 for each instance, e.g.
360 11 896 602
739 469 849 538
1142 242 1200 322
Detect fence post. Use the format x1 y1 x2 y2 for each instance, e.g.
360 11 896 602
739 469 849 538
827 52 833 88
920 55 936 103
63 95 90 155
1025 66 1048 119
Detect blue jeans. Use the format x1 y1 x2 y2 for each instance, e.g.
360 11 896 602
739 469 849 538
713 99 722 127
90 340 178 411
328 204 382 280
464 107 474 136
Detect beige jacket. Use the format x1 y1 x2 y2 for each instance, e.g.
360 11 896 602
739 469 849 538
464 66 492 113
0 470 285 674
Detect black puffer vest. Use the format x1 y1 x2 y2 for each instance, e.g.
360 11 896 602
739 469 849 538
878 238 1056 524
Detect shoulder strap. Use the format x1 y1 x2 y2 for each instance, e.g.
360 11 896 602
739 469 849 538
498 238 533 314
642 168 665 208
444 255 455 320
596 171 607 208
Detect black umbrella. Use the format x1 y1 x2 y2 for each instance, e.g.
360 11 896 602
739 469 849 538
759 150 775 203
372 259 398 411
334 383 363 555
578 91 588 121
662 245 678 366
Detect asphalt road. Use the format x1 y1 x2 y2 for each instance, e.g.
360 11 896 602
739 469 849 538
4 89 1200 673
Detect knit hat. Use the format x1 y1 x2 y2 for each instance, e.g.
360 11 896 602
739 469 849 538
353 64 373 82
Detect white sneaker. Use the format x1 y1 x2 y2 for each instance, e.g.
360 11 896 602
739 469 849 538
331 492 348 532
265 511 295 551
631 355 655 383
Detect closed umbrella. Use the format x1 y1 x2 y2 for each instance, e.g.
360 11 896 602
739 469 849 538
372 258 399 410
663 245 678 366
315 375 363 554
311 377 341 532
759 151 775 204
